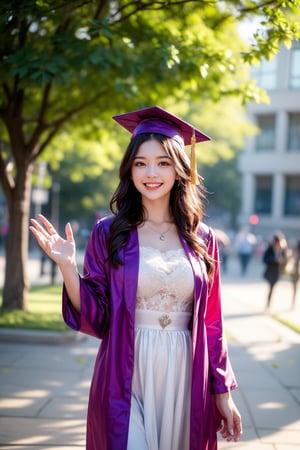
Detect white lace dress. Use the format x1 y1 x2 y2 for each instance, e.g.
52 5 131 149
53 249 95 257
127 246 195 450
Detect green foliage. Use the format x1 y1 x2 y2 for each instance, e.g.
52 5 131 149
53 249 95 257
0 284 69 331
242 2 300 64
1 0 299 204
52 162 114 226
41 125 121 225
1 0 299 165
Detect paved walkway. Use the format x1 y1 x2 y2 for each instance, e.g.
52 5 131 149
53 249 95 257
0 253 300 449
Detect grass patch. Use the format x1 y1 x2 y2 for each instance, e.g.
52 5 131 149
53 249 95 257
272 315 300 335
0 284 69 332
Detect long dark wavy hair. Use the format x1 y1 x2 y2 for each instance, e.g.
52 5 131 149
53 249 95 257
108 133 213 274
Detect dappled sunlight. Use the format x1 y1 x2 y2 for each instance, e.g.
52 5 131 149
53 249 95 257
16 436 52 445
0 393 50 418
221 276 300 447
78 380 91 389
44 380 65 388
39 395 88 419
258 401 286 410
0 398 34 409
19 389 49 398
3 418 86 446
60 403 87 413
249 342 292 361
71 346 98 356
0 387 49 398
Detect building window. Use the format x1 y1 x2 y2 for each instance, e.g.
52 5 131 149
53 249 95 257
255 176 272 214
289 44 300 89
284 176 300 215
255 115 276 152
287 113 300 151
251 56 277 90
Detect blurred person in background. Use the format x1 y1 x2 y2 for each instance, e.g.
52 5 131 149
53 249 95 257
263 232 288 312
214 228 231 274
234 228 256 276
287 240 300 310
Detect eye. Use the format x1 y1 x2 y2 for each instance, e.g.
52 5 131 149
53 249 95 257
134 161 146 167
159 160 171 167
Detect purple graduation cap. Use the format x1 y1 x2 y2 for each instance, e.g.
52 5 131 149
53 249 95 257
112 105 210 146
113 106 211 184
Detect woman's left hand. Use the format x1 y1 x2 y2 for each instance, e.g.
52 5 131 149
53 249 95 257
215 392 243 442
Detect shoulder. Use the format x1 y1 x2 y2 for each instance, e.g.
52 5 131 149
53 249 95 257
96 215 114 229
197 222 214 245
89 215 114 243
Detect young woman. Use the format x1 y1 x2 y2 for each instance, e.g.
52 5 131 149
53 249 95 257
30 106 242 450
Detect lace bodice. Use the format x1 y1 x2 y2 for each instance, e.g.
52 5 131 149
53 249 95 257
136 246 194 313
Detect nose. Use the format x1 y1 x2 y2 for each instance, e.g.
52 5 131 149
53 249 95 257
146 163 157 177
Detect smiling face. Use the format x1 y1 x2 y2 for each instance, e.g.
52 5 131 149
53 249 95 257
131 139 177 205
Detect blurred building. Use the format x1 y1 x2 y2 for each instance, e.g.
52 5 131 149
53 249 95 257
238 40 300 240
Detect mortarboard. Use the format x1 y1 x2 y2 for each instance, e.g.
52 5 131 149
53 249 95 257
113 106 211 184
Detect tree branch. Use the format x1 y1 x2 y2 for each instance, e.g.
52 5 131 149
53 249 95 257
0 143 14 205
1 80 26 167
2 82 12 103
93 0 110 20
238 0 282 15
26 83 52 154
110 0 206 24
28 88 109 163
50 89 109 130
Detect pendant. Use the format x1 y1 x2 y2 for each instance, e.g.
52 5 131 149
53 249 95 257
160 234 165 241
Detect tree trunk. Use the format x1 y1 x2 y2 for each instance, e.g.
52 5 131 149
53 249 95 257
2 163 33 310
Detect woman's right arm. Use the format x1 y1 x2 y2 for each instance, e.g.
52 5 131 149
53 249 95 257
29 214 81 312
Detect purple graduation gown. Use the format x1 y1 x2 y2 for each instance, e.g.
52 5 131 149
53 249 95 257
62 216 237 450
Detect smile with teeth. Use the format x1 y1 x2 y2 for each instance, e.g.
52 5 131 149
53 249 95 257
144 183 162 189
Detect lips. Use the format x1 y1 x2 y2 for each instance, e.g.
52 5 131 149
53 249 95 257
144 183 162 189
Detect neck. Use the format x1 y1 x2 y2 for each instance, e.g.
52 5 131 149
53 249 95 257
143 203 172 225
146 218 173 226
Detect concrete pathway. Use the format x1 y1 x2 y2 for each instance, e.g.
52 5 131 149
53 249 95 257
0 252 299 449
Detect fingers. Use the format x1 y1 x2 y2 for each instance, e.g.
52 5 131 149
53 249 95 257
233 411 243 441
36 214 58 235
219 421 234 442
29 219 48 244
29 215 60 255
218 406 242 443
225 417 242 442
30 215 56 238
29 224 43 245
65 222 74 243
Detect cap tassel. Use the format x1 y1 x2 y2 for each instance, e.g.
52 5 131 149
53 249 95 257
190 130 199 185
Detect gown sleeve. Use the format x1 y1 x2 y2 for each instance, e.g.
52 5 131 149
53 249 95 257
205 227 237 394
62 219 111 339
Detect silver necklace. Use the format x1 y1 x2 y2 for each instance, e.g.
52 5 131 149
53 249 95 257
146 222 173 241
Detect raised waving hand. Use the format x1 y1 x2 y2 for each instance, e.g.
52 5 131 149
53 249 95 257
30 214 76 267
30 214 81 311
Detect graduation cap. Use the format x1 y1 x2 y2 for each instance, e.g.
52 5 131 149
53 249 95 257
113 105 211 184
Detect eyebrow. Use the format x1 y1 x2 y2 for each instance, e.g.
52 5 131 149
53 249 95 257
133 155 172 160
